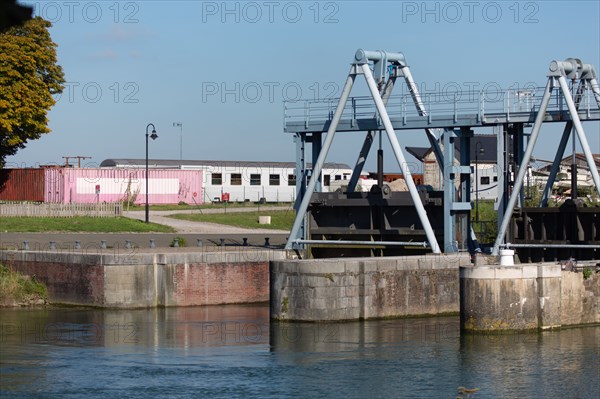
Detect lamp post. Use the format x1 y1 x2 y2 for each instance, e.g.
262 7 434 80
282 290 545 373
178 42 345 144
475 142 485 223
173 122 183 162
145 123 158 223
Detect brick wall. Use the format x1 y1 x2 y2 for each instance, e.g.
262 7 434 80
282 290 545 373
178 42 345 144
1 250 284 308
173 262 269 306
5 259 105 305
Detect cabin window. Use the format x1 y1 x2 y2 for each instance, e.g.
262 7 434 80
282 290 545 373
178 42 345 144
288 174 296 186
324 175 331 186
211 173 222 185
335 175 341 181
480 176 490 185
269 174 280 186
231 173 242 185
250 174 261 186
493 176 498 182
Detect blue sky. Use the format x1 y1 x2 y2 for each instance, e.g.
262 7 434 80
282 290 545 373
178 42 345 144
7 0 600 172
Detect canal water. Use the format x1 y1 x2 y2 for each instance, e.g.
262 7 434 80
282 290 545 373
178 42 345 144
1 305 598 398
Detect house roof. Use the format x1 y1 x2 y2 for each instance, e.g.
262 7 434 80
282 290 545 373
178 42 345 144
99 159 352 170
560 153 600 168
406 147 430 162
407 135 497 163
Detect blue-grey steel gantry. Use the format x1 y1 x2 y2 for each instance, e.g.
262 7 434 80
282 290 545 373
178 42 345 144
284 50 600 257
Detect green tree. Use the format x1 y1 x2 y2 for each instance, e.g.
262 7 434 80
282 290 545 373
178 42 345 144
0 17 64 167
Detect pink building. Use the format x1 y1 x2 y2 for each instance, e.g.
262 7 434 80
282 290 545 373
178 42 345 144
43 168 203 205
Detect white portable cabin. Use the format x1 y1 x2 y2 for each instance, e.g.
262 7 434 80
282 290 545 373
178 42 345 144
100 159 353 203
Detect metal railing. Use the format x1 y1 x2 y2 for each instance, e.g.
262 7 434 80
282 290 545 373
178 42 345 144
284 86 600 128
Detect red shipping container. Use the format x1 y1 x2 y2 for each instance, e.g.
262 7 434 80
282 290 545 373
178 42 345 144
0 169 46 201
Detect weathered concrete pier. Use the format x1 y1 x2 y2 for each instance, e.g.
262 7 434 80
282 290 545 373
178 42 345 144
270 254 471 321
460 263 600 331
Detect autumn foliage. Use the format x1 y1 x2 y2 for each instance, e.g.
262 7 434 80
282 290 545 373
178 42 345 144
0 17 65 167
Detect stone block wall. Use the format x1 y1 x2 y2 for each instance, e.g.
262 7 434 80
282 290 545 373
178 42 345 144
271 254 471 321
460 264 600 331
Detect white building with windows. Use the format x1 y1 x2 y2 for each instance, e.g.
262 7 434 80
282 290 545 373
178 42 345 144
100 159 353 203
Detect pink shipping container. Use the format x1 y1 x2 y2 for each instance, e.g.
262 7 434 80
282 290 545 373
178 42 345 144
44 168 203 205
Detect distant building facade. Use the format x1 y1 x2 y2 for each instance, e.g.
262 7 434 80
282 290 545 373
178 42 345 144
407 135 499 200
100 159 353 203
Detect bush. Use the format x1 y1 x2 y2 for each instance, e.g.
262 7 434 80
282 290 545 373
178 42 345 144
170 236 187 247
0 264 47 304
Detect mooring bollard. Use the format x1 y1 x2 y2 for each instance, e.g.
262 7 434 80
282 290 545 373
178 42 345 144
264 237 270 247
75 241 81 250
100 240 107 249
125 240 132 249
49 241 56 250
149 239 156 249
23 241 29 251
173 238 179 248
197 239 203 247
220 238 225 247
242 237 248 246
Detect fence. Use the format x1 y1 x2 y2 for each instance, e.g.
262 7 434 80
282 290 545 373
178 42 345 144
0 202 123 218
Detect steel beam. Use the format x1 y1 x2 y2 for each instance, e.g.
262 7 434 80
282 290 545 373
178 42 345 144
543 80 583 205
348 76 396 192
355 49 406 65
557 76 600 197
312 133 323 192
590 77 600 107
286 68 358 249
492 78 554 256
361 63 441 253
540 80 587 206
292 239 428 247
443 129 457 252
494 124 506 232
285 109 600 134
347 131 375 193
459 128 477 253
293 133 307 240
503 243 600 249
540 122 573 207
401 67 445 169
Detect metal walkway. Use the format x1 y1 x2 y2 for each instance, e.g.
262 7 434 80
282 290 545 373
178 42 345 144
284 86 600 133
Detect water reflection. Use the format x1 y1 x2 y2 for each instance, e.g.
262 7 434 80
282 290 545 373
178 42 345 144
1 306 598 399
1 305 269 349
458 328 600 398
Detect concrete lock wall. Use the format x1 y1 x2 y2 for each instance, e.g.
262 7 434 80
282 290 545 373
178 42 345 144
1 250 285 308
460 264 600 331
270 254 471 321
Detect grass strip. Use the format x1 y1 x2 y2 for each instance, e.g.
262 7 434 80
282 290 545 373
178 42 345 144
0 217 175 233
168 210 295 230
126 202 293 211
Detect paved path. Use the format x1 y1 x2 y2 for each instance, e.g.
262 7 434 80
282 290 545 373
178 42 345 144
123 206 292 234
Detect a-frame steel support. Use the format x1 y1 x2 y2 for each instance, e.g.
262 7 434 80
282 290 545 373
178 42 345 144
286 50 442 253
492 59 600 256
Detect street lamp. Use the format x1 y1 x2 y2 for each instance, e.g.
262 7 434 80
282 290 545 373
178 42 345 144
475 142 485 223
173 122 183 162
145 123 158 223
